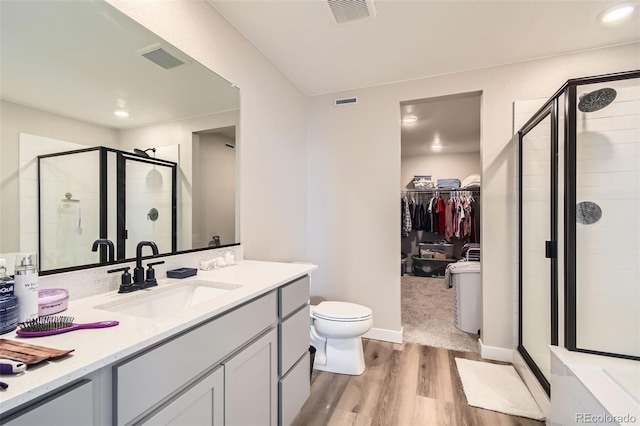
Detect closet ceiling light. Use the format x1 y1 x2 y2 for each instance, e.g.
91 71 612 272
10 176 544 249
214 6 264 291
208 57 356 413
431 143 442 152
600 3 635 22
402 116 417 124
113 109 130 118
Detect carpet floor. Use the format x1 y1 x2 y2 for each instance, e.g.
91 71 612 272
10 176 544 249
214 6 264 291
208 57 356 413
401 274 479 353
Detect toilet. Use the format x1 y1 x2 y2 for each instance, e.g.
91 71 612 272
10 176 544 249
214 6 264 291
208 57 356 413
309 301 373 375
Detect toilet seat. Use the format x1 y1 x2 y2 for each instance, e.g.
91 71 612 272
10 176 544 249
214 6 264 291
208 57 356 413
312 301 372 322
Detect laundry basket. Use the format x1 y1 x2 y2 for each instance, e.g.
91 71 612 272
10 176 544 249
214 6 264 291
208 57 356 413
450 262 481 334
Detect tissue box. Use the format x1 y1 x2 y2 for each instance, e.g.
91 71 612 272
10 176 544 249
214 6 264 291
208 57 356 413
167 268 198 279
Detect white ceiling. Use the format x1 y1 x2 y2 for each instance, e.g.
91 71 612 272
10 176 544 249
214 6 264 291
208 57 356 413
401 92 481 157
209 0 639 157
209 0 640 97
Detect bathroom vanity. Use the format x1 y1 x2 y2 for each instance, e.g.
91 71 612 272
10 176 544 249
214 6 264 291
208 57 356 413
0 260 315 425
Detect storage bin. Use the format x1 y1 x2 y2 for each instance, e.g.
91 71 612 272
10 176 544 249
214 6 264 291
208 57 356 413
418 242 454 259
411 256 456 277
412 175 433 190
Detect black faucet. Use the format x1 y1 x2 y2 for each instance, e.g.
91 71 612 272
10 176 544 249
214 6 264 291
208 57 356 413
92 239 115 263
133 241 159 286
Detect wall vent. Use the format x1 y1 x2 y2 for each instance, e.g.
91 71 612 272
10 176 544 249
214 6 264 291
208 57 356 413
326 0 377 24
335 97 358 106
137 43 187 70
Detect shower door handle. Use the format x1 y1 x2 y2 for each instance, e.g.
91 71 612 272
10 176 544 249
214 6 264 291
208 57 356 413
545 241 557 259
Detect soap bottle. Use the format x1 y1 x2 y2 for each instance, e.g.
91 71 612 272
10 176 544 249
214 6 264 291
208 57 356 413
0 258 19 334
14 253 39 322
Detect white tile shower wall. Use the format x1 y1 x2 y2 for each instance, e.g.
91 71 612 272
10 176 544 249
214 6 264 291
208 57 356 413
575 83 640 358
18 134 87 262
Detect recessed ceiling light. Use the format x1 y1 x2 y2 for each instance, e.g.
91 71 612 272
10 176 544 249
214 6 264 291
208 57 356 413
114 109 130 118
600 3 635 22
431 143 442 152
402 116 417 124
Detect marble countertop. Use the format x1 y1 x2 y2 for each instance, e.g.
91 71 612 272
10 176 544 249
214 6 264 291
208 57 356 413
0 260 316 414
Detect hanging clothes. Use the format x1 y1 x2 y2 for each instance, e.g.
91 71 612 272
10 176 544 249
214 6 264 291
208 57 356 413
401 190 480 242
401 196 412 237
437 197 446 235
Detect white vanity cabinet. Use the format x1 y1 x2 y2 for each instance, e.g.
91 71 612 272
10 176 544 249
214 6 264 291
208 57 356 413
139 366 224 426
224 328 278 425
277 276 311 426
115 291 277 425
0 271 314 426
2 380 94 426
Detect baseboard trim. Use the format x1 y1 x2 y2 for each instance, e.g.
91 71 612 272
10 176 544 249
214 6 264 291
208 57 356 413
513 349 551 420
479 339 513 362
363 327 403 344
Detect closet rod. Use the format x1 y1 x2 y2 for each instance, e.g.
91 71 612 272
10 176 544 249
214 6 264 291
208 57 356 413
402 189 480 194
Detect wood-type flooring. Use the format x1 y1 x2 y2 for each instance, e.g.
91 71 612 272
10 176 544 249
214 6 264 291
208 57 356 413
293 339 544 426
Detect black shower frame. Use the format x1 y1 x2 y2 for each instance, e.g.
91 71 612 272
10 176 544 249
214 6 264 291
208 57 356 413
38 146 177 269
38 147 106 267
564 70 640 362
116 152 178 259
517 99 558 397
517 70 640 395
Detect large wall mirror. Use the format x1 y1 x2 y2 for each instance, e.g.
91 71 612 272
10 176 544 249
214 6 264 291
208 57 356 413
0 0 240 274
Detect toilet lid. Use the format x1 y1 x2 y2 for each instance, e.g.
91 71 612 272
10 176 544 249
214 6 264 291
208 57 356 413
312 301 372 321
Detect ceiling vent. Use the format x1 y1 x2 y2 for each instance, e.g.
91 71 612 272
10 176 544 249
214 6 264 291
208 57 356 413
335 97 358 106
326 0 377 24
136 43 188 70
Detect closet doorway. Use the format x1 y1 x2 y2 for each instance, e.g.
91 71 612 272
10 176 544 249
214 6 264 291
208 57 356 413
400 91 482 353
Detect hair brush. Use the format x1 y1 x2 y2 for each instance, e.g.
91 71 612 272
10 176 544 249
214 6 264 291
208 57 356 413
17 316 119 337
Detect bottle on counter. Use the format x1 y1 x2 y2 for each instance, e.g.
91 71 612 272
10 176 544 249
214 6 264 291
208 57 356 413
0 258 19 334
14 253 39 322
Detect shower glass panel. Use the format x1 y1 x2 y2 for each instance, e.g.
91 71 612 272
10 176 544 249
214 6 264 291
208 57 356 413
519 108 555 390
39 150 101 270
122 156 176 259
572 77 640 359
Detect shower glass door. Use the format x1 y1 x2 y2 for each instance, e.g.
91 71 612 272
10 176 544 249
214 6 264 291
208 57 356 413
117 154 177 259
519 102 557 394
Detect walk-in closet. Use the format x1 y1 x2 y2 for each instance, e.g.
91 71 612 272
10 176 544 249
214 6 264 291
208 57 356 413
400 92 482 353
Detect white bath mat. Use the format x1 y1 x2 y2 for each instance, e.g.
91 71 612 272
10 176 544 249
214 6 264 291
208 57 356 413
455 358 545 421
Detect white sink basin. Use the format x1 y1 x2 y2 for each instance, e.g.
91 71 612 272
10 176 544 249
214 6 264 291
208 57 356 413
94 280 241 318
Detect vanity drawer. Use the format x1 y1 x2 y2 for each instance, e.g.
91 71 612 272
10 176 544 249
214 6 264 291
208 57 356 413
279 304 310 375
3 380 93 426
278 275 310 318
114 291 277 426
279 352 310 426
